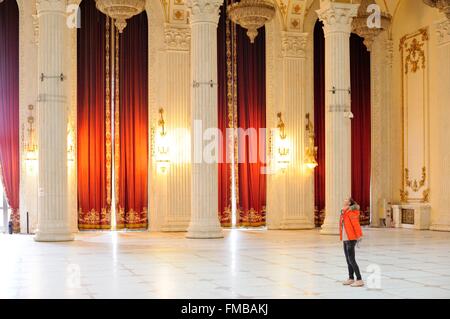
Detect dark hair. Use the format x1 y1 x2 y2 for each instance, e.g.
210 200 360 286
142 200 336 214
348 198 356 206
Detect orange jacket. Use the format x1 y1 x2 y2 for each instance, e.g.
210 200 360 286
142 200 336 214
339 207 363 241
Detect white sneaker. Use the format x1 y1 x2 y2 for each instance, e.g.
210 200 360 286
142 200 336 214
350 280 364 287
342 279 355 286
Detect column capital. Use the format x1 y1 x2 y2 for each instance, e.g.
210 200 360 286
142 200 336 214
186 0 223 25
36 0 67 14
316 1 359 35
164 24 191 51
281 31 308 58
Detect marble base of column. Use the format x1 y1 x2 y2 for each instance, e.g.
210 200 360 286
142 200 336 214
186 221 224 239
320 224 340 235
35 222 74 242
279 218 315 230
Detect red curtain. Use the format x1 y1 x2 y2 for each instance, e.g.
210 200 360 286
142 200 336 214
314 21 325 227
350 33 371 225
0 0 20 233
236 25 266 227
77 0 111 230
117 12 149 230
217 6 233 227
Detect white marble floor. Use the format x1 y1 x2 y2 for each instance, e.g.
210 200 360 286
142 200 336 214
1 228 450 299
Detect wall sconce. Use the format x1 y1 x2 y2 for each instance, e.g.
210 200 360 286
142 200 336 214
154 108 170 174
22 105 38 162
305 113 318 169
276 112 290 171
67 124 75 162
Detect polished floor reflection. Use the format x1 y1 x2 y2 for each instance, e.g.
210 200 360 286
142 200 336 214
1 228 450 299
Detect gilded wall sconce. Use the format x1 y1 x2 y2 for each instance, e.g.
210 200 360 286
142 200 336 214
276 112 290 171
155 108 170 174
67 124 76 162
305 113 318 169
22 105 38 162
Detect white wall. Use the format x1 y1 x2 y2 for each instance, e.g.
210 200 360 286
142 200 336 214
390 1 449 230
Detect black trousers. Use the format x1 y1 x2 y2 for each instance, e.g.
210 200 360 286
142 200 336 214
343 240 362 280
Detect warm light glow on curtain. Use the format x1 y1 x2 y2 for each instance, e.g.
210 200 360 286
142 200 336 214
218 6 267 228
77 0 111 230
236 24 267 228
0 0 20 233
117 11 149 230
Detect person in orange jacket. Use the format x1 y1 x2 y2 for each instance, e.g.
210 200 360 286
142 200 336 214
340 198 364 287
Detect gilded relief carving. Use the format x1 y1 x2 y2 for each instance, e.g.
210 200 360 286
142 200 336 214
404 38 426 74
399 28 430 203
405 167 426 193
400 28 428 74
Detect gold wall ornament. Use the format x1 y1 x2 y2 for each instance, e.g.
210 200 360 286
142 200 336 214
304 113 318 169
227 0 276 43
158 108 166 137
67 124 76 162
274 112 290 171
399 27 430 204
276 112 286 140
405 167 427 192
400 189 409 203
105 17 112 207
22 105 38 161
95 0 146 33
399 28 428 74
404 38 426 74
114 27 120 209
423 0 450 20
401 167 430 203
154 108 171 174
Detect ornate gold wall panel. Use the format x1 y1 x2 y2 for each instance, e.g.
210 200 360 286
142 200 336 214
399 28 430 203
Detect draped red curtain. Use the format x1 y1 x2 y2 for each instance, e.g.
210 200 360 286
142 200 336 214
77 0 111 230
0 0 20 233
313 20 325 227
217 6 233 227
350 33 371 225
118 12 149 230
236 25 266 227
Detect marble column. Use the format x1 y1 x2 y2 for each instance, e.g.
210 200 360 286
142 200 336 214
317 1 359 235
186 0 224 239
370 33 393 227
34 0 74 242
278 32 315 229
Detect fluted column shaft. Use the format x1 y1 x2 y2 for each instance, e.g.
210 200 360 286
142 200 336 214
279 32 315 229
186 0 224 238
35 0 73 242
317 1 359 235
